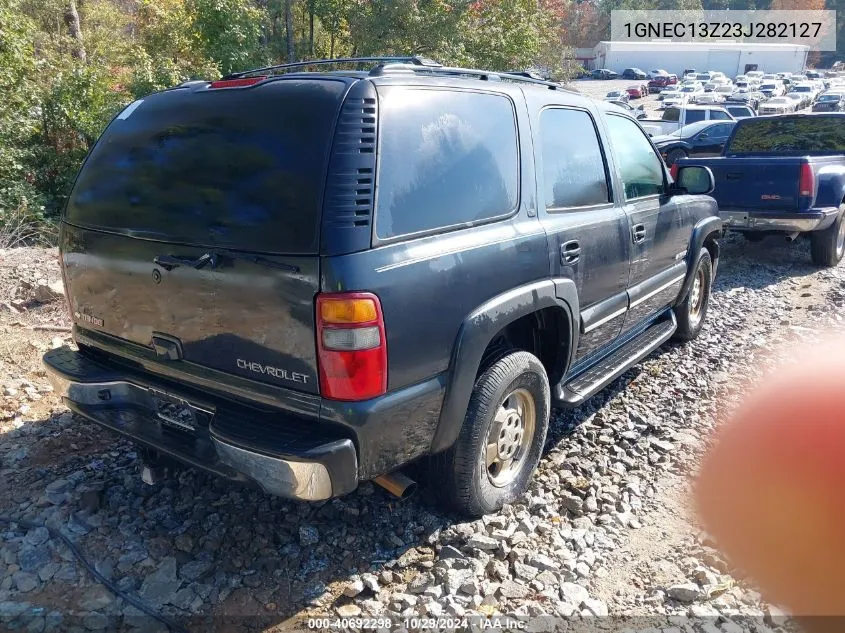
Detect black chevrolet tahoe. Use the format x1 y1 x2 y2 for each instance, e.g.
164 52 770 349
44 57 722 517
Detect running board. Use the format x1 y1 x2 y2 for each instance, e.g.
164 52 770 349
554 312 677 407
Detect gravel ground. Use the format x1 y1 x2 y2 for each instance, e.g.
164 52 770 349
1 235 843 633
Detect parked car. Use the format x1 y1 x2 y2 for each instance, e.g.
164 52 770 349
729 90 765 110
605 90 630 102
759 81 786 98
723 103 757 119
697 85 734 104
704 77 732 92
680 113 845 267
622 67 647 79
649 76 672 91
592 68 618 79
43 57 723 517
649 68 670 78
626 84 646 99
784 92 810 110
662 93 690 109
790 82 821 103
679 84 705 103
683 68 698 78
812 92 845 112
695 73 713 83
667 74 678 85
640 104 734 136
652 120 737 166
606 99 647 119
658 86 681 102
758 96 796 114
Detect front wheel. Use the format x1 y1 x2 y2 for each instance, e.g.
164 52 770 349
439 351 550 517
673 248 713 342
810 206 845 267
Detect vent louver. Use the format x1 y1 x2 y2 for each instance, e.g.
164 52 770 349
321 81 379 255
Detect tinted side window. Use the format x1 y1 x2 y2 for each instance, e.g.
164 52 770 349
710 110 731 120
605 115 665 200
375 88 519 240
685 110 706 124
663 108 680 122
540 109 610 209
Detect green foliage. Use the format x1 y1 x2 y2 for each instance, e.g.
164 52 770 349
190 0 269 75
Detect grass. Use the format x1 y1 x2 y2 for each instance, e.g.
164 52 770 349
0 204 58 249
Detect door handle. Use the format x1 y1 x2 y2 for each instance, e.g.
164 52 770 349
632 224 646 244
560 240 581 265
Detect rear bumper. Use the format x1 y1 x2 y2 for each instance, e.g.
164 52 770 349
44 347 358 501
720 208 840 233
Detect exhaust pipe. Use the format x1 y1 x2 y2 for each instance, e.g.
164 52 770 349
785 232 800 242
373 472 417 499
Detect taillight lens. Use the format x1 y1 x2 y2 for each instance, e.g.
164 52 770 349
669 163 679 180
799 162 815 197
316 292 387 401
209 76 267 89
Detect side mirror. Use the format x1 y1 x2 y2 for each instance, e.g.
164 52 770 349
672 165 715 195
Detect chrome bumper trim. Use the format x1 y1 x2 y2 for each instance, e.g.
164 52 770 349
720 210 834 232
45 366 334 502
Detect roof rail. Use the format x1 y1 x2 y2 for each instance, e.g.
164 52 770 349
369 63 579 93
224 56 442 79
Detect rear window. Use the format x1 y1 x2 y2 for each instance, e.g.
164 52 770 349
727 116 845 155
375 88 519 240
65 79 346 254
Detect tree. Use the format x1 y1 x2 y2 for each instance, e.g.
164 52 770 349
63 0 86 62
285 0 295 61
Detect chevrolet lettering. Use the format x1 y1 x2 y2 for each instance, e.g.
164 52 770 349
237 359 310 384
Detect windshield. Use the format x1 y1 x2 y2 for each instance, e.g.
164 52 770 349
761 84 777 90
607 92 621 97
717 87 733 93
681 87 697 92
728 116 845 154
819 94 842 101
794 86 812 92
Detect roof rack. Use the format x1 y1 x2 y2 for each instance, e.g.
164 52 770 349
224 56 442 79
368 63 578 93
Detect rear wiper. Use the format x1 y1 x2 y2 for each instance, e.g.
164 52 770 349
153 251 299 273
153 252 218 271
216 251 300 273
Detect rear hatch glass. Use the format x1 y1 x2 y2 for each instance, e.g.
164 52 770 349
727 115 845 155
67 78 348 254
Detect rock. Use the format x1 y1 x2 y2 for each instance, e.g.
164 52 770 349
33 281 64 303
139 558 182 608
336 604 361 617
487 559 509 581
582 597 608 616
467 534 499 551
526 554 558 571
13 572 38 593
560 493 583 516
361 573 380 593
439 545 464 560
299 526 319 547
38 563 60 583
498 579 530 599
343 579 365 598
407 573 434 594
24 528 49 547
425 602 443 617
79 586 114 611
513 562 539 581
18 546 51 573
180 560 212 582
650 439 676 453
445 569 473 595
666 583 703 603
689 603 720 617
560 582 589 606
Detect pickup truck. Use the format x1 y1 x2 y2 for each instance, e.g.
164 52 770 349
679 113 845 267
641 105 734 137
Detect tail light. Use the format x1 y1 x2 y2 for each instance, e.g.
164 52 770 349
669 163 679 180
209 76 267 89
799 162 815 197
316 292 387 401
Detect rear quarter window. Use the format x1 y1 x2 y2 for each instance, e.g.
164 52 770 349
374 88 519 240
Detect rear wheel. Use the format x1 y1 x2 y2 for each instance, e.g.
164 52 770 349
439 351 550 517
810 206 845 267
673 248 713 342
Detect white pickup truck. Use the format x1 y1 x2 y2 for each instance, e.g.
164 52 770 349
640 104 735 136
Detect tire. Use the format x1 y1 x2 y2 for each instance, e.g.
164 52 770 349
439 351 550 517
673 248 713 342
666 149 688 166
810 206 845 267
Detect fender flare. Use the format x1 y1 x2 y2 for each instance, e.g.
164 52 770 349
678 215 722 302
430 278 579 454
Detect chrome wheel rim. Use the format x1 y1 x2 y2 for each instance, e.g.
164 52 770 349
689 267 705 322
836 218 845 258
485 388 536 488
